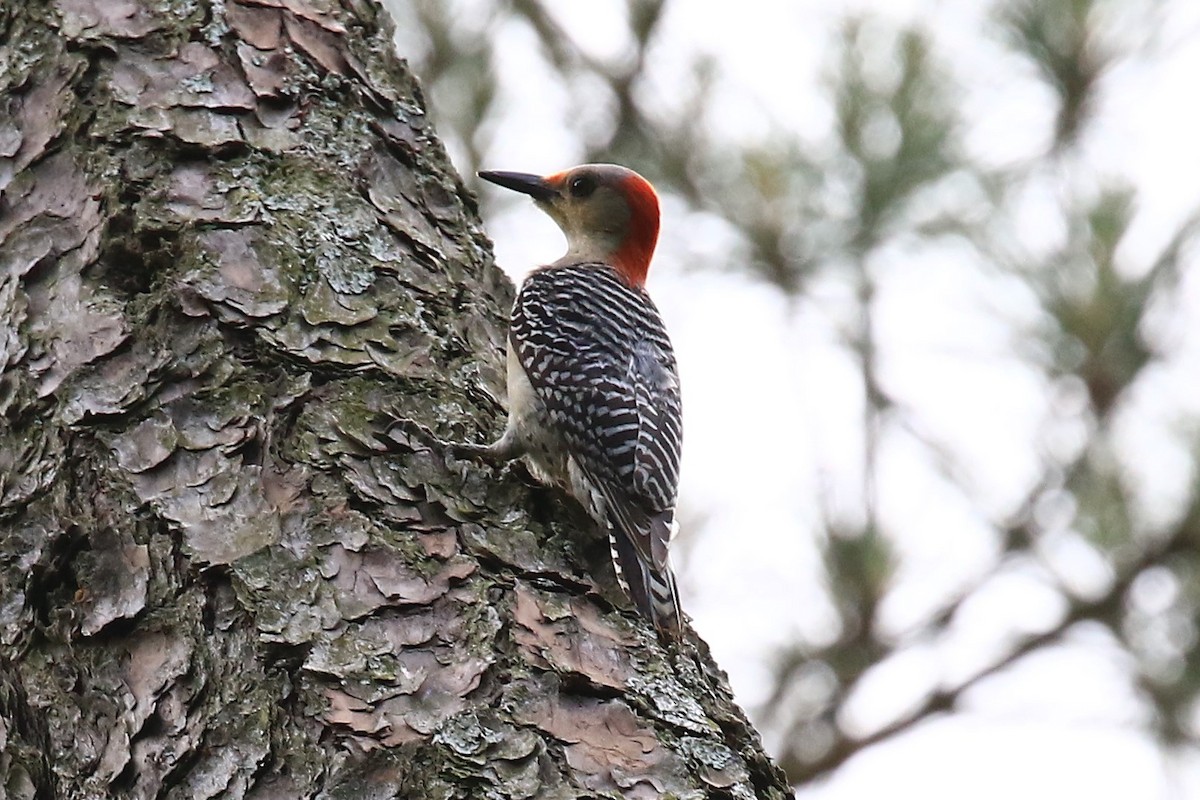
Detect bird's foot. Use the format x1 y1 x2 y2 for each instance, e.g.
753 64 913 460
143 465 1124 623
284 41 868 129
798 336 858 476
376 416 516 472
445 439 508 465
377 417 440 453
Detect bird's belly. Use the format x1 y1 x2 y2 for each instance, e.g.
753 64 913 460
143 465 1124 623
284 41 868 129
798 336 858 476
506 345 569 486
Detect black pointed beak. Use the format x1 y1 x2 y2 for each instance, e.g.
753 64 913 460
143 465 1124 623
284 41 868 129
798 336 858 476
478 170 559 202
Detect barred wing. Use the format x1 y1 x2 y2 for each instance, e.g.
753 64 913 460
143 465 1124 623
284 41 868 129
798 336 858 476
510 264 683 571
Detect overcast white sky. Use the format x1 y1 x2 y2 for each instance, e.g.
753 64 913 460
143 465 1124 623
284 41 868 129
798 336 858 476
397 0 1200 796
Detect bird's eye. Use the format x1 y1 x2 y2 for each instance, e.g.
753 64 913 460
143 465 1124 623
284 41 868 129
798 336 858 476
568 174 597 198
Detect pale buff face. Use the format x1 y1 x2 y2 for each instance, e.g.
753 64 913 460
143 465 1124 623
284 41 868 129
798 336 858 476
535 165 636 262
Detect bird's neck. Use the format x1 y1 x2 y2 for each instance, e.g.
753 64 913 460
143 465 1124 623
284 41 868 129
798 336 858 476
560 228 657 289
611 226 655 288
556 242 649 290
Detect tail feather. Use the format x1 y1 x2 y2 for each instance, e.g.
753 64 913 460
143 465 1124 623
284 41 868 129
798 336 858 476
569 461 684 638
608 523 683 638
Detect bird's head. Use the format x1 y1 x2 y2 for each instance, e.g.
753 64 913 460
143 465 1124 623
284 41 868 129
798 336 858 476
478 163 660 288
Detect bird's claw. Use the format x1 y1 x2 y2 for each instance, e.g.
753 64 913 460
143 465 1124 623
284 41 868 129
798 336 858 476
446 440 504 465
377 417 439 453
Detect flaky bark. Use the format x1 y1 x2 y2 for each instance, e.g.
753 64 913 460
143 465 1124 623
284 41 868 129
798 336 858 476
0 1 789 797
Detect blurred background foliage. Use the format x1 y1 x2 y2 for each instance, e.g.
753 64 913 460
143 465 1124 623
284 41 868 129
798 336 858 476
384 0 1200 791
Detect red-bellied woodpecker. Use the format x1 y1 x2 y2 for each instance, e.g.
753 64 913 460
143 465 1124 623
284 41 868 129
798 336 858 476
460 164 684 638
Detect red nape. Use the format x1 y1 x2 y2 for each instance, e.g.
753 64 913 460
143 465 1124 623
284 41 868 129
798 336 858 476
612 173 660 288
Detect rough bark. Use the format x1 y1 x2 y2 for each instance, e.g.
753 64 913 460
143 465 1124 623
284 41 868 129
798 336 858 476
0 1 790 797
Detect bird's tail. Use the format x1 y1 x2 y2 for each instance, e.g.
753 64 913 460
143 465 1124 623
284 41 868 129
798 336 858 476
608 514 683 639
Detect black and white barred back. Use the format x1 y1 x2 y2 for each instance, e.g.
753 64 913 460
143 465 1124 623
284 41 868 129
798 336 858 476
510 263 684 635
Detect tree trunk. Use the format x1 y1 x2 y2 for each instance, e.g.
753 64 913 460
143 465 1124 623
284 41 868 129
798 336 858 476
0 1 789 797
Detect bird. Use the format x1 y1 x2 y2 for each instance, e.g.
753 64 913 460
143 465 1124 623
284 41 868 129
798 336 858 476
457 163 685 638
